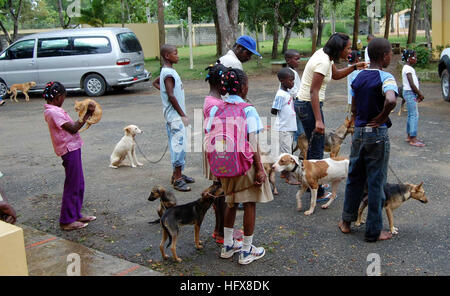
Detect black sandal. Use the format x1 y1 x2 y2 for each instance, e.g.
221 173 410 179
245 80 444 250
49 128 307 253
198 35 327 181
171 174 195 184
173 178 191 192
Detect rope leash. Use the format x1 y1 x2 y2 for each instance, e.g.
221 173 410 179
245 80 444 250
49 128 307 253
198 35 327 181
135 139 169 164
388 164 403 184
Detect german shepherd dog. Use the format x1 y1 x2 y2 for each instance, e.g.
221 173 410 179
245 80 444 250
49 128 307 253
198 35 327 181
148 185 177 224
293 117 354 159
355 182 427 234
159 183 222 262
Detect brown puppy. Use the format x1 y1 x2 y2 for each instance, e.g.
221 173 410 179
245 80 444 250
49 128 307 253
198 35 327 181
159 183 221 262
74 99 103 132
148 185 177 224
7 81 36 102
355 182 427 234
293 117 354 158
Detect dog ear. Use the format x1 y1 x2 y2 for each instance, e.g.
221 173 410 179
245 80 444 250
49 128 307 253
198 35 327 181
417 182 423 190
291 154 301 166
124 126 131 134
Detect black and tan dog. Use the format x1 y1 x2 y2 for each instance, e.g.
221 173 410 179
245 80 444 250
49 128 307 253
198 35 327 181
148 185 177 224
159 183 222 263
355 182 427 234
293 117 354 159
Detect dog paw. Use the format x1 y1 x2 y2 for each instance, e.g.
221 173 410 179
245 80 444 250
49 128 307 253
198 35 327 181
390 227 398 235
321 204 329 209
137 162 144 166
175 257 183 263
273 189 279 195
297 207 302 212
304 210 314 216
355 221 361 227
109 165 118 169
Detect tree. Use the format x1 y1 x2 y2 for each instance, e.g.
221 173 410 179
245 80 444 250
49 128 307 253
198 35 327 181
240 0 271 54
57 0 72 28
271 0 281 59
215 0 239 56
352 0 360 49
157 0 165 64
80 0 106 27
384 0 395 39
277 0 310 54
406 0 416 45
311 0 320 53
0 0 23 44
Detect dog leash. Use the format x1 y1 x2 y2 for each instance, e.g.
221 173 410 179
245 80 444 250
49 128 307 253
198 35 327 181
135 139 169 164
388 164 403 184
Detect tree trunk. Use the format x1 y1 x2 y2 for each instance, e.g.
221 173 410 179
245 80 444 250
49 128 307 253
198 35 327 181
0 21 12 44
57 0 65 28
330 0 336 34
157 0 165 64
422 0 431 49
352 0 360 49
271 1 280 59
407 0 416 45
316 0 324 47
311 0 320 53
215 0 239 56
384 0 395 39
8 0 23 43
121 0 125 28
282 25 294 54
213 13 222 57
412 0 422 43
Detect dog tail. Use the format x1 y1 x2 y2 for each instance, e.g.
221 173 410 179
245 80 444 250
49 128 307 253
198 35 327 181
160 213 172 249
148 218 160 224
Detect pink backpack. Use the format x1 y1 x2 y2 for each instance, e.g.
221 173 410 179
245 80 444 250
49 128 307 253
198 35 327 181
204 99 254 178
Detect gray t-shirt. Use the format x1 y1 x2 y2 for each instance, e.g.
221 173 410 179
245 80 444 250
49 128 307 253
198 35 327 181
159 67 186 123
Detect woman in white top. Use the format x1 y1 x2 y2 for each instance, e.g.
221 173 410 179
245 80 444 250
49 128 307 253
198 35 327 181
401 49 425 147
296 33 366 199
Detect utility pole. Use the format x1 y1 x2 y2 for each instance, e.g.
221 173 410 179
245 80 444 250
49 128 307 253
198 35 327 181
188 7 193 70
146 0 150 23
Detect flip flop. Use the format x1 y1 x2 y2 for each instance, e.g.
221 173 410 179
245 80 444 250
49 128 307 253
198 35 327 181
316 191 333 203
60 221 88 231
78 216 96 223
409 141 425 147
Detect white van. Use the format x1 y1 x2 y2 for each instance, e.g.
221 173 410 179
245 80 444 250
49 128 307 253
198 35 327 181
0 27 151 97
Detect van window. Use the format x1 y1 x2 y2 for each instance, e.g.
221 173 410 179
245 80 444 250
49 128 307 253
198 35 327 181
73 37 111 55
8 39 35 59
117 32 142 53
38 38 70 57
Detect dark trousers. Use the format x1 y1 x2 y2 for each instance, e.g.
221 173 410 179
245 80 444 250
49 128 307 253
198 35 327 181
342 126 390 241
298 100 325 197
60 149 84 224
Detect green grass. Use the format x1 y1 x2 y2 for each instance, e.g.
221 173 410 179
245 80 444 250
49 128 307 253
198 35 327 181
145 35 429 81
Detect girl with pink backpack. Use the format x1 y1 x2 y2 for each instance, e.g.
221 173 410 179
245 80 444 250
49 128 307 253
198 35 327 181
204 68 273 265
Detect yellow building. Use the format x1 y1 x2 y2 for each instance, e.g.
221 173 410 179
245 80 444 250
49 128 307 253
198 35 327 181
432 0 450 57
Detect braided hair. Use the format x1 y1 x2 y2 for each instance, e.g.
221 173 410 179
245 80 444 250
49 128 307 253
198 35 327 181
402 49 415 62
43 81 66 101
348 50 361 63
204 61 228 87
220 68 247 96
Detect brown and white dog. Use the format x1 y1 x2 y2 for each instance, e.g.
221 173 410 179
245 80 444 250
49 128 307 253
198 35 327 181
293 117 354 159
7 81 36 102
109 125 143 168
273 153 349 215
260 151 278 195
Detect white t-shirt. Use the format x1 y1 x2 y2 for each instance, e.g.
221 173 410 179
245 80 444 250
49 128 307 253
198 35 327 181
279 67 302 98
219 50 243 70
297 48 333 102
365 47 370 64
271 89 297 131
402 64 419 91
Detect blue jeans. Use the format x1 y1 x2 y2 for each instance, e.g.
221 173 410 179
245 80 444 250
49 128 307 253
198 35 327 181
342 126 390 241
293 99 306 142
403 90 419 137
166 119 186 170
298 100 325 197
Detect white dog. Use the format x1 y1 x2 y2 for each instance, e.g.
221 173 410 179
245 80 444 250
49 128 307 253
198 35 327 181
109 125 143 168
273 153 349 215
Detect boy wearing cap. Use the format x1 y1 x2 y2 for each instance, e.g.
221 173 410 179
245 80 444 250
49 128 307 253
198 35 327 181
219 35 261 70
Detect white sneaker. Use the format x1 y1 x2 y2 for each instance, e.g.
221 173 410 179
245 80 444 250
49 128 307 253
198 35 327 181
220 240 243 258
238 245 265 265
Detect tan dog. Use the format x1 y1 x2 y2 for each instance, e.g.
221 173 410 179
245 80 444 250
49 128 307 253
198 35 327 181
109 125 143 168
74 99 103 132
293 117 354 159
355 182 427 234
7 81 36 102
260 151 278 195
273 153 349 215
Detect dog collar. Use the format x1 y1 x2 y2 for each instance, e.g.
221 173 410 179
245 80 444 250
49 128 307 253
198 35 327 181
291 163 299 173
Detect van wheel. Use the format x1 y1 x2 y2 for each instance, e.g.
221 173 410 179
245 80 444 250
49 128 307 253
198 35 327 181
84 74 106 97
442 69 449 102
0 79 8 98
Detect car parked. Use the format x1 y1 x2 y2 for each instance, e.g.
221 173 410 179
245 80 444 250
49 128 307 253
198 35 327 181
438 47 450 102
0 27 151 97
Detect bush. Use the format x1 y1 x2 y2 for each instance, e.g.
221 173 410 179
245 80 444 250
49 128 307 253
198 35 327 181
412 45 432 68
323 22 349 38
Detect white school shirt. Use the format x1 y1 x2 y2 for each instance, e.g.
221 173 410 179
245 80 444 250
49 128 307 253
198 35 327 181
271 89 297 132
402 64 419 91
219 50 243 70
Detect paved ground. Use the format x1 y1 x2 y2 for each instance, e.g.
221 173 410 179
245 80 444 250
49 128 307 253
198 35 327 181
1 56 449 276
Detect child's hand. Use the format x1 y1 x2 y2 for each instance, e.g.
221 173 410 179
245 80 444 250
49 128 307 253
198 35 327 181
355 62 368 70
254 165 266 186
181 116 189 127
83 102 96 121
